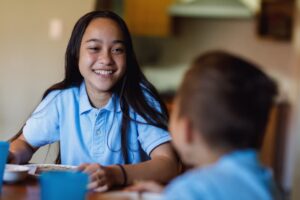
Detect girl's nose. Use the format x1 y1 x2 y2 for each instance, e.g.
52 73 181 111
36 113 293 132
98 50 113 65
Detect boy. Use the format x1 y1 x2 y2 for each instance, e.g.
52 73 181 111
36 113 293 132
129 51 278 200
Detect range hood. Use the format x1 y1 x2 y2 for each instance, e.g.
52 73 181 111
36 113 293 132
169 0 258 18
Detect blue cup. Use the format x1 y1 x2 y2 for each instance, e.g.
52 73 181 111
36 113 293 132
0 141 9 193
40 171 88 200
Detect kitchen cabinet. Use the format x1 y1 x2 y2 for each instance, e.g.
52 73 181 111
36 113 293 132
258 0 294 40
124 0 174 37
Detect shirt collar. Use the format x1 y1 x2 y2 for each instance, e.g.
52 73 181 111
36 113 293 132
79 81 121 114
219 149 258 167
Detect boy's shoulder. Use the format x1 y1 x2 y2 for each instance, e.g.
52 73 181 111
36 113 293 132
162 168 210 200
163 150 275 200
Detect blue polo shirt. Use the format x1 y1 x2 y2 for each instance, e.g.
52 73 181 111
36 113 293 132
162 150 277 200
23 82 171 165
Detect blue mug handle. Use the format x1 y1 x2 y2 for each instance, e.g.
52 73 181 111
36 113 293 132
0 141 9 193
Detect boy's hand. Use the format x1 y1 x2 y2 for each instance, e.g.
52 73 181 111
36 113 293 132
125 181 164 193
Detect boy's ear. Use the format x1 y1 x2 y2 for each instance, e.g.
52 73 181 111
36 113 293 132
182 117 194 144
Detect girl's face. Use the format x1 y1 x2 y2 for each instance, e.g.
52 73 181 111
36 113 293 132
79 18 126 96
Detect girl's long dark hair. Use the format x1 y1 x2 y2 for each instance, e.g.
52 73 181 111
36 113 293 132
12 11 169 164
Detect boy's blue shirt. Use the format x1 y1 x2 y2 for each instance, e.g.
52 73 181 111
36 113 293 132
23 81 171 165
163 150 276 200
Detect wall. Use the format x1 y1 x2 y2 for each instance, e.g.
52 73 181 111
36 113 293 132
0 0 94 162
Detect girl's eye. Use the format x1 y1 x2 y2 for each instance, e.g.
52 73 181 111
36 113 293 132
112 47 125 55
87 47 100 52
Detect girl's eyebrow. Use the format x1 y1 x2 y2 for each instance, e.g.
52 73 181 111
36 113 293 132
113 40 125 44
85 38 125 44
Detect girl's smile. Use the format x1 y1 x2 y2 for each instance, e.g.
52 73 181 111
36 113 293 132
93 69 114 76
92 67 117 78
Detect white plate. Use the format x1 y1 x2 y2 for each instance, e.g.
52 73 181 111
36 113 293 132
25 164 77 176
3 164 30 183
142 192 162 200
98 191 137 199
98 191 162 200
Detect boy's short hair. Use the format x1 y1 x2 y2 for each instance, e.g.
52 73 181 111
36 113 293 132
178 51 278 150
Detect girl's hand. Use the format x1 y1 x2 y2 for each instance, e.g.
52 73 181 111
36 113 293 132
125 181 164 193
77 163 120 192
7 151 18 164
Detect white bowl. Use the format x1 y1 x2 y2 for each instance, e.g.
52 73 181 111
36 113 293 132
3 164 30 183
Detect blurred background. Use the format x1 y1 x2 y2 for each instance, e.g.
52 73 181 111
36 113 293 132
0 0 299 199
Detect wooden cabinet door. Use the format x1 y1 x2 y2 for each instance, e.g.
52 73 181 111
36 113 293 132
124 0 174 37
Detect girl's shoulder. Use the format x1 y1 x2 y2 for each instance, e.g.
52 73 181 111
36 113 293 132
31 85 82 118
60 85 81 98
47 85 81 98
41 85 81 107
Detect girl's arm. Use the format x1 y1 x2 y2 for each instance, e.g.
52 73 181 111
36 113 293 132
9 134 37 164
120 142 180 184
79 142 180 190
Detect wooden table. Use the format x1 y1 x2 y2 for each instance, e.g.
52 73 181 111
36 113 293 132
1 176 131 200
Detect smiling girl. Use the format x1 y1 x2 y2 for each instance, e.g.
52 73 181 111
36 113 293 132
8 11 180 191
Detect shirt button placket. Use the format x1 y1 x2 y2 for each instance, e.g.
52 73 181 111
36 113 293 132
93 111 105 157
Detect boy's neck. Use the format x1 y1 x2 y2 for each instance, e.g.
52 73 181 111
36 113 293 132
193 147 230 168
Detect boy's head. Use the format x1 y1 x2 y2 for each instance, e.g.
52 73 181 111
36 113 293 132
169 51 278 166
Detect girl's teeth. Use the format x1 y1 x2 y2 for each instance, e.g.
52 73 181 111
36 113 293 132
94 70 113 75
